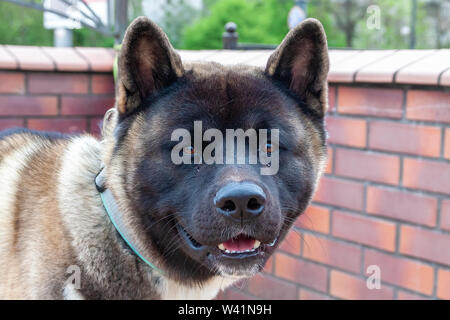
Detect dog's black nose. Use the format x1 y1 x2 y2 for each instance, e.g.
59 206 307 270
214 182 266 221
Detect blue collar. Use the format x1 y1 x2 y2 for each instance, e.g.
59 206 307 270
95 169 164 275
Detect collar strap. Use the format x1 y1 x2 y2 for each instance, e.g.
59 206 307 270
95 169 164 275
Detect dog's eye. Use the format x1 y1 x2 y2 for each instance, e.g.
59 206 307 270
183 146 195 155
263 143 272 154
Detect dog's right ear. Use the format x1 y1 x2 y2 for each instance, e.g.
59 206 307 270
265 18 329 116
116 17 184 115
101 108 118 140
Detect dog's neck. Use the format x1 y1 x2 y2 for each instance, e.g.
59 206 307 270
95 168 164 275
95 167 239 299
58 136 236 299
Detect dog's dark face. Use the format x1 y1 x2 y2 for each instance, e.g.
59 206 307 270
106 17 329 284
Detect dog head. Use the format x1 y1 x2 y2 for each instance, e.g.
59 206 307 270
102 17 329 284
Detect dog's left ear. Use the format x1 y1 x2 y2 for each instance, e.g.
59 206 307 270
116 17 184 115
266 18 329 116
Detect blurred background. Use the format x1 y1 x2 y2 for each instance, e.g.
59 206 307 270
0 0 449 49
0 0 449 300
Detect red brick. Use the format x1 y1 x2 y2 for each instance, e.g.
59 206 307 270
0 72 25 93
0 119 24 130
91 74 115 94
441 200 450 232
335 149 400 185
296 205 330 234
328 86 336 112
332 211 396 252
263 256 274 274
366 186 437 227
28 73 88 94
61 96 114 116
437 269 450 300
399 225 450 265
274 253 328 292
330 270 394 300
0 96 58 116
403 158 450 195
313 177 364 211
298 288 330 300
364 249 434 295
278 230 301 256
28 118 87 134
445 128 450 160
324 147 333 174
338 87 403 118
247 274 298 300
326 116 367 148
369 121 441 157
406 90 450 123
397 290 431 300
302 233 361 273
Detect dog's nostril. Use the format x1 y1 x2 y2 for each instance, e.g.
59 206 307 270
215 182 266 221
221 200 236 212
247 197 262 210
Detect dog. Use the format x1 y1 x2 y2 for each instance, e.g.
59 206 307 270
0 17 329 299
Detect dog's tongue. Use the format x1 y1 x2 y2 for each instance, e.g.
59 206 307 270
223 234 255 251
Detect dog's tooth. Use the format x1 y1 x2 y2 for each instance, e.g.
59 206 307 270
218 243 225 251
253 240 261 249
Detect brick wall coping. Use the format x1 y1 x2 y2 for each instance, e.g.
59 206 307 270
1 45 449 87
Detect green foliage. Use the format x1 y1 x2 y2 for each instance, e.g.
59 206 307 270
307 1 346 48
0 1 113 47
73 28 114 48
0 2 53 46
0 0 446 50
353 0 411 49
182 0 291 49
157 0 201 48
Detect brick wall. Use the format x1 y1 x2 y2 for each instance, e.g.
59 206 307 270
0 45 449 300
0 45 116 135
220 84 450 300
0 71 115 135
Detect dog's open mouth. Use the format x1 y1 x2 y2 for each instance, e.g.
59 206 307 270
176 223 277 259
217 234 261 255
177 224 203 249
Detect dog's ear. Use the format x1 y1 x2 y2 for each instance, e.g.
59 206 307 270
116 17 184 115
101 108 118 140
266 18 329 116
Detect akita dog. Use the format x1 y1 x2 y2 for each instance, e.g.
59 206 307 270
0 17 329 299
